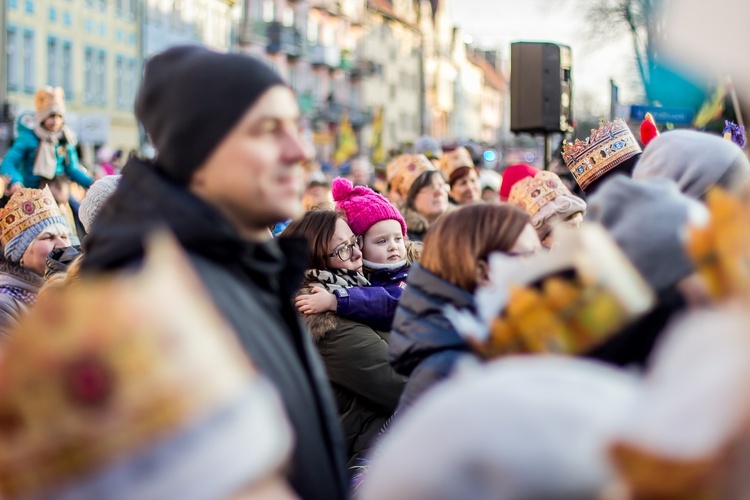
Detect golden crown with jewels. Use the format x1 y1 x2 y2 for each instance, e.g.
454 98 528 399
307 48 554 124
562 119 642 191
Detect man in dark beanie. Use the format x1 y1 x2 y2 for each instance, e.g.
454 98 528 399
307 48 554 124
81 46 347 500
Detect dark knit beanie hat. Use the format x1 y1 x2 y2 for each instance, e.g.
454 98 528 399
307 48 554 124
135 45 286 184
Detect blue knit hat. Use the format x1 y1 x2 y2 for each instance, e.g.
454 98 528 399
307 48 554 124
0 187 67 262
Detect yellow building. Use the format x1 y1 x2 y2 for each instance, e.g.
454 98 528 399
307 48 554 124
6 0 140 162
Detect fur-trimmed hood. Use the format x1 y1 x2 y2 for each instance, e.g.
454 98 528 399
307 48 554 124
297 285 341 342
400 204 430 240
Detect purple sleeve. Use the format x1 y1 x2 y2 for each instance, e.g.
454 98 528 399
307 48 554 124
335 283 405 331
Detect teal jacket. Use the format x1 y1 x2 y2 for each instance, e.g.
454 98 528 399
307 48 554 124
0 112 93 189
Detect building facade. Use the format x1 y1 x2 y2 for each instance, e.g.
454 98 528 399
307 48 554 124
359 0 422 156
5 0 141 160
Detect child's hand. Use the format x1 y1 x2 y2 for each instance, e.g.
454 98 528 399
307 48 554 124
296 288 337 315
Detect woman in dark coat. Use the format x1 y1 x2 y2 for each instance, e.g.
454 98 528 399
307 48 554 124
390 204 542 412
282 210 406 468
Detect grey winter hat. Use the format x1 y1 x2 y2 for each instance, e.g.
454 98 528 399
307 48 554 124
136 46 286 184
633 130 750 200
587 176 708 293
79 175 121 233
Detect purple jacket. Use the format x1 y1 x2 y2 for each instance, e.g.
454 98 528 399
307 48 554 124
333 264 411 332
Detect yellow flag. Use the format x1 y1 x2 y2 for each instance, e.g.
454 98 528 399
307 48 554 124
334 111 358 165
370 106 386 165
694 77 731 128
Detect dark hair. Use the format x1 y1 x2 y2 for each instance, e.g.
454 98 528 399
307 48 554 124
421 204 530 293
280 210 344 270
405 170 448 211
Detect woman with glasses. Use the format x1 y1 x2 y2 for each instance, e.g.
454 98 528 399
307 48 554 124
400 170 452 242
389 204 542 413
281 211 406 469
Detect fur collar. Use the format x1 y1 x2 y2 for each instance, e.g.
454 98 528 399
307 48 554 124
0 258 44 290
296 284 341 342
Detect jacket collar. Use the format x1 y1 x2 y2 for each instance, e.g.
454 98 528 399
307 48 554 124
83 157 309 295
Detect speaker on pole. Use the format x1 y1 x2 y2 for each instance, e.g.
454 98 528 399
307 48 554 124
510 42 573 134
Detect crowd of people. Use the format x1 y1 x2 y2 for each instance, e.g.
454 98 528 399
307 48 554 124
0 45 749 499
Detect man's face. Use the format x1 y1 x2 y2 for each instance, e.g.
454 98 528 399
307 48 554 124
189 87 311 238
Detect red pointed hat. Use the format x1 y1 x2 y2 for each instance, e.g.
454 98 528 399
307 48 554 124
500 164 540 201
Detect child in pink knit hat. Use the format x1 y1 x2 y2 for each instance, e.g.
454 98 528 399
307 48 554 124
295 178 414 331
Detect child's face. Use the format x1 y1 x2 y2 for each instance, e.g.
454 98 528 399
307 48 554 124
363 220 406 264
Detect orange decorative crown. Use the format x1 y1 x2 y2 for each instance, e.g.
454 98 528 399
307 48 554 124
0 187 64 246
386 154 435 199
439 147 475 180
34 86 66 116
0 233 256 498
562 119 642 191
508 170 572 217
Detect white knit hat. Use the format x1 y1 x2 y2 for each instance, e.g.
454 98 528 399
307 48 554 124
360 357 639 500
79 175 121 233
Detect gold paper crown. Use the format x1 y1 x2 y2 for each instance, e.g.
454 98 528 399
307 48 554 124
386 154 435 199
461 225 654 359
0 187 64 246
34 86 66 115
439 146 475 180
0 234 254 497
685 188 750 301
562 118 642 191
508 170 572 217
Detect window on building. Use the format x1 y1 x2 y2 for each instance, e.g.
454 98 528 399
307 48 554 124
307 18 318 44
282 6 294 27
262 0 275 22
9 0 17 9
62 41 73 97
98 0 106 11
47 37 58 87
22 30 34 93
63 11 72 25
49 6 57 21
7 27 18 91
127 59 137 106
97 50 106 104
25 0 33 13
116 0 123 15
84 47 94 102
171 0 182 29
115 55 124 107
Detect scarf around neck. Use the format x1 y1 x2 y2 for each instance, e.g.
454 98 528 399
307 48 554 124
304 268 370 293
33 124 75 180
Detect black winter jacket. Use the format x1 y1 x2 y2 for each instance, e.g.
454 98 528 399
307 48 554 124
82 158 348 500
389 264 478 412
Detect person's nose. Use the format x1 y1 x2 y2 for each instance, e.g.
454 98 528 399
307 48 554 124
281 129 312 166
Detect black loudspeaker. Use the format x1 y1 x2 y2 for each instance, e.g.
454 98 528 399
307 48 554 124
510 42 573 134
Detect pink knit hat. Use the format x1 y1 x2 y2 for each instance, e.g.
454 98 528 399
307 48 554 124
332 178 407 237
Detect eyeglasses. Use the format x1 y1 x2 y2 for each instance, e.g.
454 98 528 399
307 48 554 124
329 235 363 262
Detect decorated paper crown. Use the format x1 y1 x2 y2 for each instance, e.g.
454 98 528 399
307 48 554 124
0 233 291 499
0 187 64 247
439 146 475 181
562 118 642 191
386 154 435 199
685 187 750 302
446 224 654 359
34 86 66 116
508 170 573 217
